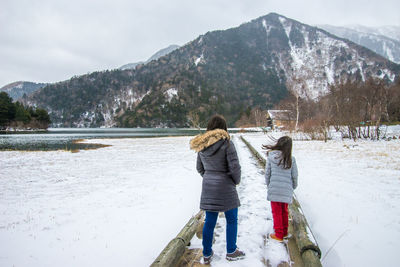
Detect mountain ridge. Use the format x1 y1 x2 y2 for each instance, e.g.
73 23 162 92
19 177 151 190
25 13 400 128
345 24 400 42
119 44 180 70
1 81 47 101
318 24 400 64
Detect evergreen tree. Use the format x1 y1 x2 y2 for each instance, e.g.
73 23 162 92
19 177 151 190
0 92 51 129
14 102 32 124
35 108 51 125
0 92 16 127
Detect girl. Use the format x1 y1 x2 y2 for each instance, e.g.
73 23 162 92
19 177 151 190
263 136 298 242
190 115 245 264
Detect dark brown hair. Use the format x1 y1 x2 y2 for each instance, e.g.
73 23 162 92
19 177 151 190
207 115 227 131
262 136 292 169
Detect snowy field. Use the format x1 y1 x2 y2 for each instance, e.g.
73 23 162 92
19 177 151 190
1 129 400 267
242 129 400 267
1 135 288 267
0 137 201 267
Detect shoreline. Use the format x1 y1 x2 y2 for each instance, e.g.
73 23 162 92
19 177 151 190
0 129 48 134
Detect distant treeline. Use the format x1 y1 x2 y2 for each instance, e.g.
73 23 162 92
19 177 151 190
0 92 51 130
276 77 400 140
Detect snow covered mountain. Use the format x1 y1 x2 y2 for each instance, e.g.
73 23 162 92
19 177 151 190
26 13 399 127
346 25 400 42
318 24 400 64
247 14 398 98
0 81 47 101
119 44 180 70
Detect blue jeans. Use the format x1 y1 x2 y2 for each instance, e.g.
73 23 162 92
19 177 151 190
202 208 238 257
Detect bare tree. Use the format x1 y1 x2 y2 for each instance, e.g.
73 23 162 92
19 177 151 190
285 76 312 131
235 107 268 128
187 110 200 129
323 79 391 140
386 79 400 122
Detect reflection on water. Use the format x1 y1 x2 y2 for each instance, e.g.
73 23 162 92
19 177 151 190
0 128 207 151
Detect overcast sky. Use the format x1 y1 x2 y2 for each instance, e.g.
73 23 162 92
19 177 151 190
1 0 399 87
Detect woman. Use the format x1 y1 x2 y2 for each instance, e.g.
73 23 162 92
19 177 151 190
190 115 245 264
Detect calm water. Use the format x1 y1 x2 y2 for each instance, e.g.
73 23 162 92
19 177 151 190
0 128 206 151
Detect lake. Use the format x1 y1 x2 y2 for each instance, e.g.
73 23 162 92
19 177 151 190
0 128 206 151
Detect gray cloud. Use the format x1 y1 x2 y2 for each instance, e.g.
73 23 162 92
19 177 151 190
1 0 399 87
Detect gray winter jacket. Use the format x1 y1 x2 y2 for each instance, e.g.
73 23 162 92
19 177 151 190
190 129 241 212
265 150 298 204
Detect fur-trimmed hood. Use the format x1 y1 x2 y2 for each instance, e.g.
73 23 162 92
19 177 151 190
190 129 230 152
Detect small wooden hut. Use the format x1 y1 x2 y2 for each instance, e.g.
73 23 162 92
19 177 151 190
266 110 295 130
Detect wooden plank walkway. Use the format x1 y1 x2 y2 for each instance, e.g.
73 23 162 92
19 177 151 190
150 136 320 266
177 222 304 266
178 136 304 266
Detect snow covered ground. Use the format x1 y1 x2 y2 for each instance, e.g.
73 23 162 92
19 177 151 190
242 130 400 267
1 129 400 267
0 135 288 267
0 137 202 267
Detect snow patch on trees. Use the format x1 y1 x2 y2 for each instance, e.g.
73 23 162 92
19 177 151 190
164 88 178 102
272 15 397 99
194 53 204 66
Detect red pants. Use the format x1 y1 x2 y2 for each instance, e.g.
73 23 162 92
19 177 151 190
271 201 289 239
